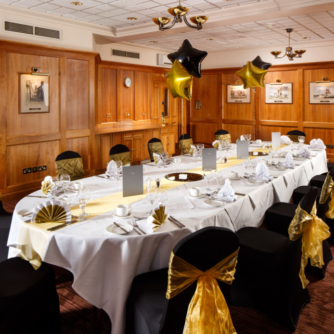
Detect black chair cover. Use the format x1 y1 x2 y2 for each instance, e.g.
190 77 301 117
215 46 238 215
310 173 327 188
0 196 12 262
148 138 162 144
178 134 192 141
109 144 130 156
0 258 60 333
55 150 81 161
215 129 230 135
287 130 306 137
126 227 239 334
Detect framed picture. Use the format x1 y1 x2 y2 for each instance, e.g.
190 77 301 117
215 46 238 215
309 82 334 104
227 84 250 103
265 83 293 104
19 74 50 113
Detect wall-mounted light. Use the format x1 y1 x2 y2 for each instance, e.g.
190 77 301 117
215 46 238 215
270 78 283 85
316 77 331 83
231 80 243 87
31 67 49 76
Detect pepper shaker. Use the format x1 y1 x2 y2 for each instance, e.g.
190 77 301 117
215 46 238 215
156 178 161 189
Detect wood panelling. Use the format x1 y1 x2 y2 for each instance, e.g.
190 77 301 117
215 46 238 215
304 127 334 158
66 137 90 170
117 69 135 120
259 126 298 142
0 49 7 189
7 141 59 187
190 122 220 144
67 59 89 131
135 71 151 121
224 124 256 143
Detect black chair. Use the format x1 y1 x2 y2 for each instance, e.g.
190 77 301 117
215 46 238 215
265 187 332 279
126 227 239 334
287 130 306 143
214 129 231 141
109 144 131 166
233 189 317 330
179 134 193 155
55 150 84 181
148 138 164 162
0 258 60 333
0 195 12 263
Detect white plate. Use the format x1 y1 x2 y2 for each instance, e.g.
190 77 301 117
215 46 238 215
188 193 203 198
111 210 132 219
204 199 224 207
246 179 266 186
294 157 306 161
229 176 242 180
106 223 133 235
310 148 325 151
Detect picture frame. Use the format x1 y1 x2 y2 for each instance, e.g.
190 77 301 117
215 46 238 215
309 82 334 104
227 84 250 103
19 73 50 114
265 83 293 104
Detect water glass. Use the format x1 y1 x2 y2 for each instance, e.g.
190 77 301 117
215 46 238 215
203 168 212 190
146 187 158 215
158 189 168 205
78 189 90 221
298 136 305 145
60 174 70 193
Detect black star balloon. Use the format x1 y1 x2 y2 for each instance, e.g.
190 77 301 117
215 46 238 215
167 39 208 79
251 56 272 70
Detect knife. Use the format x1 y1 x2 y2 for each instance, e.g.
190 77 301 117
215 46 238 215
170 215 185 228
47 218 79 232
235 193 246 196
168 218 182 228
113 222 129 234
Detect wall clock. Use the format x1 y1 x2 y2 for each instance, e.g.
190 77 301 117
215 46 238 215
124 77 132 88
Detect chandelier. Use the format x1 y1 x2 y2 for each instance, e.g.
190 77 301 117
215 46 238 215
153 0 208 31
270 28 306 61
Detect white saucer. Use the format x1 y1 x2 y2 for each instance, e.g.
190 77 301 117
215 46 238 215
106 223 133 235
111 210 132 219
246 179 265 186
204 199 224 207
188 193 202 198
294 157 306 161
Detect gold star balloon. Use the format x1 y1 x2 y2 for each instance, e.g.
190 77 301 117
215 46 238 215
165 60 193 101
236 61 267 89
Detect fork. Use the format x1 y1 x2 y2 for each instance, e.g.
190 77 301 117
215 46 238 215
128 221 141 235
132 221 146 235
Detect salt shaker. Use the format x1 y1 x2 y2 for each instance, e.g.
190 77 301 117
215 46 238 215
155 178 161 189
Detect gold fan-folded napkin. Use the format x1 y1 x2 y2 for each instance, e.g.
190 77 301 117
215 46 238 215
31 199 71 224
212 140 220 150
41 176 55 196
147 205 168 232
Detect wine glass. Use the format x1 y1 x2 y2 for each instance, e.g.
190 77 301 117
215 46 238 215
60 174 70 193
158 189 168 206
298 136 305 146
146 187 158 215
203 169 212 191
115 161 123 179
78 189 90 221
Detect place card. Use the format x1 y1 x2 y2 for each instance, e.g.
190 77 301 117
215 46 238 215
237 140 249 159
122 165 143 197
272 132 281 148
202 148 217 170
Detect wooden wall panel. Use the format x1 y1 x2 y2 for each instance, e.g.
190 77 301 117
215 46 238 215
7 141 59 187
135 71 151 121
7 53 60 137
304 127 334 158
224 124 256 143
259 125 298 141
66 137 89 170
66 59 89 131
117 69 135 120
190 122 219 144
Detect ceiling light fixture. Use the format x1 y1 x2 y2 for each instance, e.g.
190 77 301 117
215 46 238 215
127 17 137 20
153 0 208 31
150 41 158 44
270 28 306 61
70 1 82 5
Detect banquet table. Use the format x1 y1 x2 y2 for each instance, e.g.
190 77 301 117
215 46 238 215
7 144 328 334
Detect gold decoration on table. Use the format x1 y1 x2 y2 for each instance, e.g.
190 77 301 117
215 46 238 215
166 248 239 334
212 140 220 150
151 206 168 232
110 152 132 166
287 134 300 143
148 142 164 161
288 202 331 288
55 157 84 181
319 172 334 219
41 176 54 196
179 138 194 155
236 61 267 89
165 60 193 101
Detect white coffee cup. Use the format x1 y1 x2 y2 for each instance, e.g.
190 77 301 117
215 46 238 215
73 181 83 191
116 204 128 217
231 171 239 178
190 187 200 197
256 139 262 144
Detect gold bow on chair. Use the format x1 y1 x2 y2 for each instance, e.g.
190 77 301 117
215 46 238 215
148 142 164 161
110 152 132 166
319 172 334 219
179 138 193 155
55 157 84 181
289 203 331 288
166 248 239 334
215 134 231 142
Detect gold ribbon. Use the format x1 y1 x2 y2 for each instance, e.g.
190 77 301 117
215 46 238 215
179 138 194 155
55 157 84 181
35 204 67 224
289 202 331 288
319 172 334 219
215 134 231 142
110 152 132 166
151 206 167 231
287 134 300 143
166 248 239 334
148 142 164 161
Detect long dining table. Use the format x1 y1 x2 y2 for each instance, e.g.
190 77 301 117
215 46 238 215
7 143 328 334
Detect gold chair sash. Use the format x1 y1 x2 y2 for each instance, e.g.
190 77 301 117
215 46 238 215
55 157 84 181
166 248 239 334
289 202 331 288
179 138 194 155
148 142 164 161
287 134 301 143
319 172 334 219
35 204 67 224
215 134 231 142
110 152 132 166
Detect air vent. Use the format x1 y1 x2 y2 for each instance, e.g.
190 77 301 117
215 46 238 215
35 27 60 39
112 49 140 59
5 22 33 35
4 21 60 39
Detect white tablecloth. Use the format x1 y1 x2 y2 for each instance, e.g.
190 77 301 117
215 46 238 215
7 144 328 334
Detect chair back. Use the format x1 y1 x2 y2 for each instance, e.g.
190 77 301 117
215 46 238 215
299 187 319 214
55 151 84 181
287 130 306 143
148 138 164 162
215 129 231 142
159 227 239 334
318 170 334 220
179 134 193 155
109 144 131 166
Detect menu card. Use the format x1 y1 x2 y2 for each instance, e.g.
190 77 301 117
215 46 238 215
237 140 249 159
202 148 217 170
272 132 281 148
123 165 143 197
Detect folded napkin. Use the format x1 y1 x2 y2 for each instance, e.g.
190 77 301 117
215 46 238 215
255 162 273 182
298 146 311 159
153 153 161 165
106 160 117 174
281 135 292 145
240 135 245 141
137 205 168 233
212 140 220 150
41 176 55 196
31 199 71 224
217 179 238 203
190 145 197 157
310 138 326 150
283 153 294 168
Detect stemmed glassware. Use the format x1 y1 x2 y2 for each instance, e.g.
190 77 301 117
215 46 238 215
298 136 305 146
203 168 212 191
158 189 168 206
146 187 158 215
60 174 70 193
78 189 90 221
115 161 123 179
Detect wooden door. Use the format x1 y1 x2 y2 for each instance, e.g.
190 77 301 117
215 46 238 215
133 136 142 162
135 71 151 121
151 82 161 123
168 133 175 155
161 133 168 152
142 130 152 161
123 137 133 161
117 69 135 121
152 129 161 140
